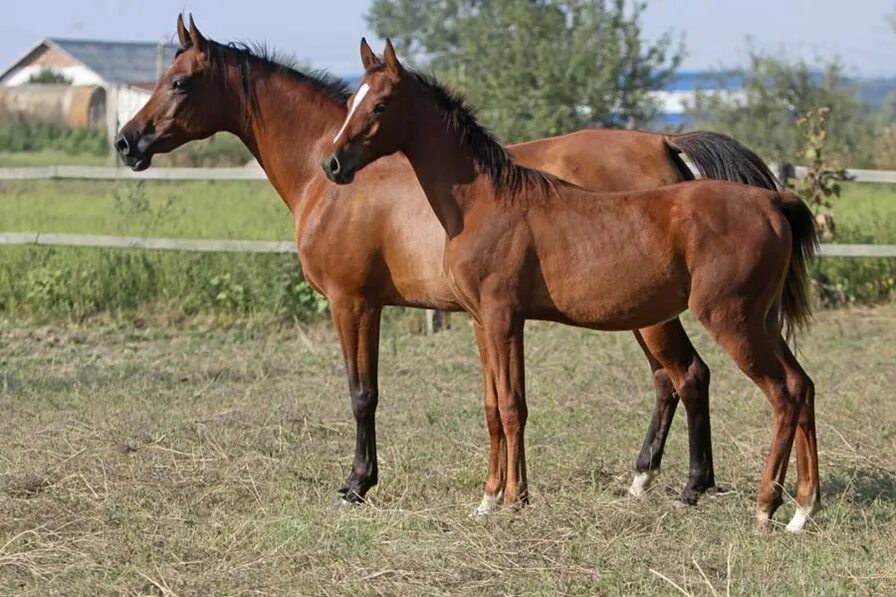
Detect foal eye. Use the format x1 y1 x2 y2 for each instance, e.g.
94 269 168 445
373 103 387 115
172 79 188 92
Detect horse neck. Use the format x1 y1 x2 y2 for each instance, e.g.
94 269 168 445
402 90 487 238
228 68 346 212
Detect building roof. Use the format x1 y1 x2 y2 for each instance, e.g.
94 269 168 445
0 37 179 86
49 38 179 84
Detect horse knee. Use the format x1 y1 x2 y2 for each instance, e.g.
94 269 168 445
498 396 527 430
350 387 378 421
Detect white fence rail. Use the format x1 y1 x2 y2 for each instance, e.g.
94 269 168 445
0 232 293 253
2 164 896 183
0 165 267 181
1 232 894 258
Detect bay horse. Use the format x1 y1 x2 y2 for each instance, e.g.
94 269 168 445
116 15 779 512
323 40 820 531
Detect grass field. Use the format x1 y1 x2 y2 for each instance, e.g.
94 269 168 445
1 306 895 594
0 150 112 168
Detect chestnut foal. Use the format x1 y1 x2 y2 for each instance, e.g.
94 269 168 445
324 40 820 531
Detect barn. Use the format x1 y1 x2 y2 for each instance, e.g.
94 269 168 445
0 38 177 145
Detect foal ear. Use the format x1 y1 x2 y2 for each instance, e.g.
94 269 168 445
188 14 209 55
176 14 190 48
383 39 404 77
360 38 381 71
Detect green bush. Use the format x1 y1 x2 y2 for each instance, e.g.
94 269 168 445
0 120 107 155
1 246 325 322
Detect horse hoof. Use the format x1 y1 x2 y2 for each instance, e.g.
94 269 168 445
471 493 502 517
785 501 821 533
754 510 772 530
332 495 355 509
628 469 659 497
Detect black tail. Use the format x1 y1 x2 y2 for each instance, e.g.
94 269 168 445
666 131 780 191
778 192 819 340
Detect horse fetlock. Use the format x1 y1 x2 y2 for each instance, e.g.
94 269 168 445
786 499 822 533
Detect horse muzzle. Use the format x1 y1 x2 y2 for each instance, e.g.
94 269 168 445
114 131 154 172
321 149 361 185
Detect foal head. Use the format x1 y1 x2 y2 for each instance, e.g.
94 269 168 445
115 14 230 170
322 39 412 184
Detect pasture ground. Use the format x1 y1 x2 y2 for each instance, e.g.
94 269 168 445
1 306 895 594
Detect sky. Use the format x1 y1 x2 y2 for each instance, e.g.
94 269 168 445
1 0 894 78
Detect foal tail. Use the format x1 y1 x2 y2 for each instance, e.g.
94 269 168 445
666 131 780 191
778 192 819 340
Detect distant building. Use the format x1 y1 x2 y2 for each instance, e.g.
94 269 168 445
0 38 177 145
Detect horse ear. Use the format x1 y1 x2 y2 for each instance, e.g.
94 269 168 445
176 14 190 48
188 14 209 55
383 39 403 77
360 38 381 71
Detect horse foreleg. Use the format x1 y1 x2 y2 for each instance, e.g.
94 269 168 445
472 322 507 515
479 308 528 509
330 296 382 505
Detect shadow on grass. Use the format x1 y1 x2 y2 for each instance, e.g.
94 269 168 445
825 467 896 504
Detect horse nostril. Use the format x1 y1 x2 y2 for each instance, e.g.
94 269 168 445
328 156 341 175
114 134 130 155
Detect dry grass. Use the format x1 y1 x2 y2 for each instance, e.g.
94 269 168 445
1 306 895 595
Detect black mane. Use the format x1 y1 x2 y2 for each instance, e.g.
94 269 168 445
410 71 557 198
199 39 352 105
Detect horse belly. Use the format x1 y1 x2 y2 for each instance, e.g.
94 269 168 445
530 257 688 331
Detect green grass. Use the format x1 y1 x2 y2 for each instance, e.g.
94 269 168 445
831 183 896 244
0 179 290 239
0 149 112 167
1 307 895 594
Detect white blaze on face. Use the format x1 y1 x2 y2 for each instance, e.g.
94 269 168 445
333 83 370 144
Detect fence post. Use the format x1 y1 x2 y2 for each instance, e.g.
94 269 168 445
425 309 447 335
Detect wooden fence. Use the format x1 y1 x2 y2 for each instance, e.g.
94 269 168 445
2 164 896 183
1 231 894 258
1 163 894 258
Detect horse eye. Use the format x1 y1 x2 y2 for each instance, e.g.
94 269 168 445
172 79 188 92
373 103 387 115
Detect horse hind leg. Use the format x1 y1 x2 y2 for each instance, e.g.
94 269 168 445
767 306 821 532
698 309 815 529
637 322 715 505
779 341 820 532
629 329 680 498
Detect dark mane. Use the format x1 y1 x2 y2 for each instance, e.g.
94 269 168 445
409 71 558 199
203 39 352 106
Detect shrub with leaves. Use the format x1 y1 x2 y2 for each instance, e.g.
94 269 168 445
792 107 852 240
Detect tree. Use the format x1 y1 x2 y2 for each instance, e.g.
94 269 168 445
367 0 683 142
27 68 71 85
687 52 874 167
